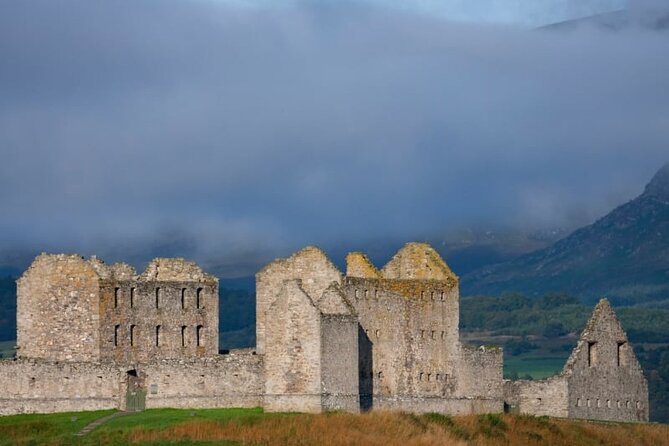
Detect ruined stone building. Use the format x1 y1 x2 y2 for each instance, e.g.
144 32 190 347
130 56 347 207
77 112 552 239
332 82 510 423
503 299 648 422
0 243 649 422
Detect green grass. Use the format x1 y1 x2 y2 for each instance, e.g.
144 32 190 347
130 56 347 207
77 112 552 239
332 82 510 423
95 407 265 434
0 408 266 446
0 409 115 445
504 355 568 380
0 340 16 359
2 407 669 446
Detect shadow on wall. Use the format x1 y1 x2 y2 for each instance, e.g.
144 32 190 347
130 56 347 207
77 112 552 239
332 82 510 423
359 325 374 411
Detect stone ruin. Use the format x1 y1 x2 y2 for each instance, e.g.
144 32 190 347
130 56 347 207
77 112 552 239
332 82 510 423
0 243 649 422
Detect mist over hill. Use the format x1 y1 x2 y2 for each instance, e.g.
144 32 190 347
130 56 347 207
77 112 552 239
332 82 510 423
463 164 669 305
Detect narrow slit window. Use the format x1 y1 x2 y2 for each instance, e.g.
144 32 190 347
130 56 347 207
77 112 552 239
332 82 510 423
181 288 186 309
196 325 204 347
440 291 445 301
155 287 160 308
181 325 187 347
114 288 120 308
130 287 135 308
155 325 161 346
130 325 136 347
588 341 597 367
196 287 203 309
114 324 120 347
617 341 627 367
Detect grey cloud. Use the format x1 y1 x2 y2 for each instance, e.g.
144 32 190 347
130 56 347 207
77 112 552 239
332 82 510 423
0 0 668 275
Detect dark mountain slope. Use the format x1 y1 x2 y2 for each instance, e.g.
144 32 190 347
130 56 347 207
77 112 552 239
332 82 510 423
463 164 669 305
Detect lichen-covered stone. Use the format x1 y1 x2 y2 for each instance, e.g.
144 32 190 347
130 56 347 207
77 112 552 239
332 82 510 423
3 246 649 422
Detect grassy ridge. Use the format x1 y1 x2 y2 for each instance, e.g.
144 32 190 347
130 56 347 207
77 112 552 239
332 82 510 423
1 408 668 446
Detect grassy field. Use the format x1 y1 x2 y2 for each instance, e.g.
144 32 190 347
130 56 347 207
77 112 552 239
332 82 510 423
1 408 668 446
0 340 15 358
504 355 568 380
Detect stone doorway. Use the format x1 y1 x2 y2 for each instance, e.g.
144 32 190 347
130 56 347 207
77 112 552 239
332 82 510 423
125 369 146 412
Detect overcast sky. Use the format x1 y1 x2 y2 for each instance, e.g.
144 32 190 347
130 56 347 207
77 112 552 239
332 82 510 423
1 1 668 275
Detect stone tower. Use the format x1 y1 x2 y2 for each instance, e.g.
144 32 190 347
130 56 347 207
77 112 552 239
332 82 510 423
258 247 359 413
257 242 504 414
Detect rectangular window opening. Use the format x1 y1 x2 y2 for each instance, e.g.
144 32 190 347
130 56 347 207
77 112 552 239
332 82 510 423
114 287 120 308
130 287 135 308
130 324 136 347
181 288 186 309
196 325 204 347
181 325 187 347
114 324 120 347
155 325 161 347
155 287 160 308
196 287 203 309
588 341 597 367
617 341 627 367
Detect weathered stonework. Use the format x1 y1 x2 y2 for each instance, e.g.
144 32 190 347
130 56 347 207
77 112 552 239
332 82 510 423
17 254 218 363
503 299 649 422
0 245 650 422
258 242 503 414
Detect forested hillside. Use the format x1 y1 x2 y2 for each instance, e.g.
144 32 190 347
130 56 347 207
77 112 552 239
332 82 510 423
463 164 669 305
461 294 669 423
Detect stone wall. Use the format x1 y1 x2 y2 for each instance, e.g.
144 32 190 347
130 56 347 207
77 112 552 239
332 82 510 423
0 359 121 415
99 257 219 363
0 352 263 415
504 299 649 422
17 254 102 362
320 314 359 412
503 377 568 418
344 277 461 399
17 254 219 365
142 352 263 409
256 247 342 355
457 345 504 405
263 280 323 413
7 246 648 422
564 299 648 422
99 279 218 363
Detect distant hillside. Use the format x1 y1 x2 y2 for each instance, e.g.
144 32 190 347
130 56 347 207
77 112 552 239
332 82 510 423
463 164 669 305
545 5 669 31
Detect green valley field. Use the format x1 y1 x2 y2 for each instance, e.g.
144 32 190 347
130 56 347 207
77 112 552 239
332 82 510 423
1 408 669 446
